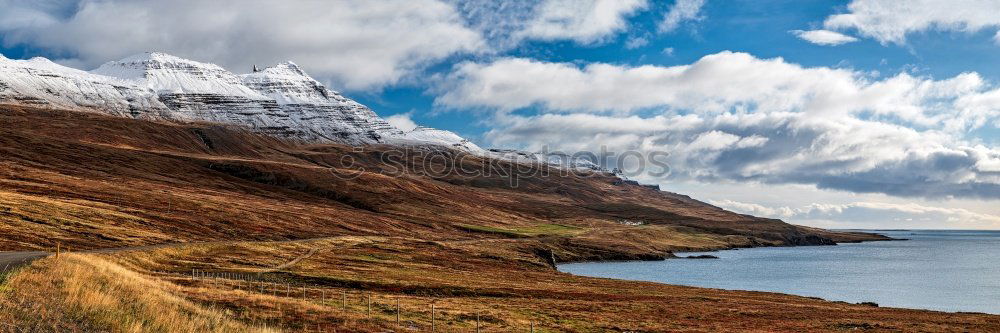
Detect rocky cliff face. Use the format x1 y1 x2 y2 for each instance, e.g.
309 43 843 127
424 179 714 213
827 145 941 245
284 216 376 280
0 52 472 149
240 61 402 144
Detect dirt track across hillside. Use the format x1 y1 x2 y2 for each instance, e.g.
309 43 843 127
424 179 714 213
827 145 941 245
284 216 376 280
0 251 48 269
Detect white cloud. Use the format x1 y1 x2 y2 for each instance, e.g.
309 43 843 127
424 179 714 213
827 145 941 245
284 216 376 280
709 199 796 219
0 0 484 91
0 1 64 30
685 131 767 151
386 113 420 131
624 36 649 49
0 0 657 90
791 29 859 46
712 199 1000 229
438 52 1000 199
687 131 741 151
448 0 649 48
516 0 647 45
438 52 1000 131
823 0 1000 45
659 0 706 33
448 0 536 49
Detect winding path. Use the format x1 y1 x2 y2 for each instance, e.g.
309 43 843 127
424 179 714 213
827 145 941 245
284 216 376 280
265 247 321 272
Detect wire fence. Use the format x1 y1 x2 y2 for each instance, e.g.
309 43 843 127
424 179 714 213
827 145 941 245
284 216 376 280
168 269 541 332
0 254 542 332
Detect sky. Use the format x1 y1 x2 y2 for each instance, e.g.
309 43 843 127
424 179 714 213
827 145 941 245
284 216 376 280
2 0 1000 230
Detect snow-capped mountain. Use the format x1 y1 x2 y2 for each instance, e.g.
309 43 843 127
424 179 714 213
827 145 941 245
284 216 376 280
0 52 475 149
0 54 169 118
0 52 614 175
239 60 403 144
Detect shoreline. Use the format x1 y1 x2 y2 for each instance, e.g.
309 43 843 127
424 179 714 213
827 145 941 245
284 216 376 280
552 229 900 266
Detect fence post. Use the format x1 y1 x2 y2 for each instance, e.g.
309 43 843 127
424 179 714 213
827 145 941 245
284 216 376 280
396 298 400 327
367 292 372 318
477 312 481 333
431 303 436 332
531 321 534 333
343 291 347 311
56 242 61 259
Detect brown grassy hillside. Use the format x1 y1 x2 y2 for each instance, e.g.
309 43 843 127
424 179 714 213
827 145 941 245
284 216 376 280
6 105 993 332
0 105 881 256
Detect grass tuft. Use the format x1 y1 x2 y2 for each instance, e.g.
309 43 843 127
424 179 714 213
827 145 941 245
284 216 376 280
0 254 275 332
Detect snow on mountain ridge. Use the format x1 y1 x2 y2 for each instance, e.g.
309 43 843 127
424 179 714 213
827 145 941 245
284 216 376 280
238 60 402 144
392 126 485 154
1 52 475 150
92 52 266 97
0 54 170 118
241 61 357 105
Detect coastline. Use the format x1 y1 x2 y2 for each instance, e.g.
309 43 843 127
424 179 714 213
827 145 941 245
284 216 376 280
550 228 897 266
558 230 1000 315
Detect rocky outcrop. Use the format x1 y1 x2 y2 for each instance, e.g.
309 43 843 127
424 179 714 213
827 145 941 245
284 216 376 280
683 254 720 259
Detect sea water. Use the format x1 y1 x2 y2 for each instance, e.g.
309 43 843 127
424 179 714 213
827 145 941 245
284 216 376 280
558 230 1000 314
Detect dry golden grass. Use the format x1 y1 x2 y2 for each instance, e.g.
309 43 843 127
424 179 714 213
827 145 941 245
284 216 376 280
0 253 276 333
91 237 1000 332
1 234 998 332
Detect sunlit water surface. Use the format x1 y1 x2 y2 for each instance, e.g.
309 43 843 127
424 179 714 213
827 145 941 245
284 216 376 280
559 230 1000 314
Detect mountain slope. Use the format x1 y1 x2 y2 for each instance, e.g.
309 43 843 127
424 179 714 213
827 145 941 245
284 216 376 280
0 105 885 255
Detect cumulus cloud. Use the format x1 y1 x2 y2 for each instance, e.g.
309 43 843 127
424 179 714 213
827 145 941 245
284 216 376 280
438 52 1000 199
709 200 796 219
791 29 859 46
438 52 999 131
712 199 1000 229
386 113 420 132
515 0 648 45
659 0 706 33
0 0 659 89
823 0 1000 45
0 0 484 91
